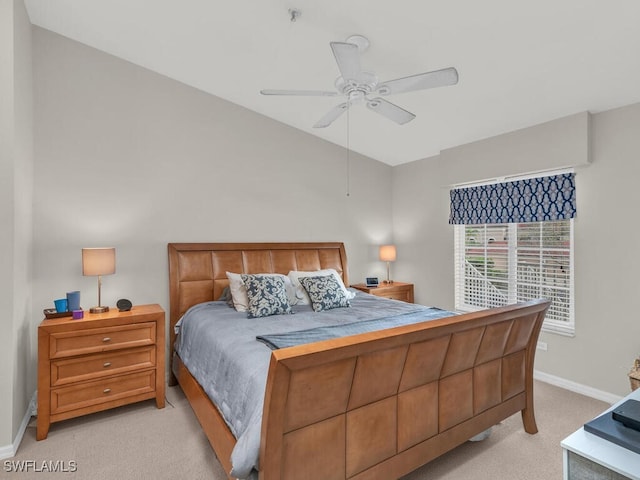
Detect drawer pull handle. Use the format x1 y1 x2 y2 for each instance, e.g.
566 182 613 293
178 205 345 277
103 388 111 394
102 337 111 342
103 362 112 367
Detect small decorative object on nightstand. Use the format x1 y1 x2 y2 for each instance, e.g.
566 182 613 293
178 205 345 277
117 298 132 312
351 281 414 303
37 304 165 440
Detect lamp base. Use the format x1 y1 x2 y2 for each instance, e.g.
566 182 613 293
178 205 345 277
384 261 394 285
90 306 109 314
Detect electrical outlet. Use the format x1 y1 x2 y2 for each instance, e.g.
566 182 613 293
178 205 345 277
537 341 548 351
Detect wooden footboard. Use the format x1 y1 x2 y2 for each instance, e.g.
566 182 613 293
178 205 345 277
259 299 549 480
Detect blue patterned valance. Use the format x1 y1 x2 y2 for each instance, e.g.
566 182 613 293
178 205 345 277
449 173 576 225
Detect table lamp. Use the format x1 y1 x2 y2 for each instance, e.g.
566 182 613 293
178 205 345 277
379 244 396 284
82 247 115 313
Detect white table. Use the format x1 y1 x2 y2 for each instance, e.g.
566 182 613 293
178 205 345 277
562 388 640 479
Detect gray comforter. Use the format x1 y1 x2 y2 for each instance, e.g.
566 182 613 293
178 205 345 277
175 290 453 478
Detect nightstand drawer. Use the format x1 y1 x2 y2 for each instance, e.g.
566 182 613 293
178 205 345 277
51 346 156 386
50 370 156 415
49 322 156 359
376 289 412 302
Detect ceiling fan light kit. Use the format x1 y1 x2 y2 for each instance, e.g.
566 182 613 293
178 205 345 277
261 35 458 128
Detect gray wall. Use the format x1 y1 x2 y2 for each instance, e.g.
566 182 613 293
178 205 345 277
393 108 640 397
0 0 34 448
0 0 16 448
31 26 394 385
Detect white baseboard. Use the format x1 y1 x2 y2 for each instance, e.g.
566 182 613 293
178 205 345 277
0 391 37 460
534 370 622 405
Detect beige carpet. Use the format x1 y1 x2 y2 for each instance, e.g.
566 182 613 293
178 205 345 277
4 381 609 480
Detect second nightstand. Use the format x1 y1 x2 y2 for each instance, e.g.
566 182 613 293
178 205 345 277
351 281 414 303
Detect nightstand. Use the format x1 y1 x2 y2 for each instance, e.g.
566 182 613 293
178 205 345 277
351 281 414 303
37 304 165 440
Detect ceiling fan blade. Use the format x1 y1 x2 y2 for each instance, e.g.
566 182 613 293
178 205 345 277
261 89 338 97
330 42 362 80
313 103 349 128
366 97 416 125
377 67 459 96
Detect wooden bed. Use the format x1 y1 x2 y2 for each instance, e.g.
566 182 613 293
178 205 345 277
168 242 550 480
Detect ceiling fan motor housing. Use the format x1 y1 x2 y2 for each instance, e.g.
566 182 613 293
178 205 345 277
335 72 378 104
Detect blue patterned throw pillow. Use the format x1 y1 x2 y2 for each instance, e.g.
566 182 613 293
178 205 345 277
241 274 293 319
299 275 351 312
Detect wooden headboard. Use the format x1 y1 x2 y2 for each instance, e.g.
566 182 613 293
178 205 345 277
167 242 349 370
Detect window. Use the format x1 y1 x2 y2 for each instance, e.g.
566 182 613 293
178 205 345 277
454 219 574 335
449 171 576 336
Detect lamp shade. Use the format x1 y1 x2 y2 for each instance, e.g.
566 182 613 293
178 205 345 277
82 248 116 276
379 245 397 262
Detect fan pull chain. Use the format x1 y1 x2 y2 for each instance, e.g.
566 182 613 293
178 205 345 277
346 105 351 197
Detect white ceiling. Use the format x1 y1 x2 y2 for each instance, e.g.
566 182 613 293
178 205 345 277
24 0 640 166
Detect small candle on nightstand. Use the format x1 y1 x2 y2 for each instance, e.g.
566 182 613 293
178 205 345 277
72 310 84 320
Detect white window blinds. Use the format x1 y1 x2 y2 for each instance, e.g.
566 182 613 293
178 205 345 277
454 221 574 335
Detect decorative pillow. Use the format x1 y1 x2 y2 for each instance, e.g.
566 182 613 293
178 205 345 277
241 274 293 318
226 272 250 312
299 275 351 312
288 269 355 305
227 272 297 312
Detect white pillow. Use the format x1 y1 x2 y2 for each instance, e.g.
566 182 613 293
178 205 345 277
226 272 297 312
288 268 355 305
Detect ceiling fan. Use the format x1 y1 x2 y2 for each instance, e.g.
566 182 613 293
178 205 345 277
260 35 459 128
